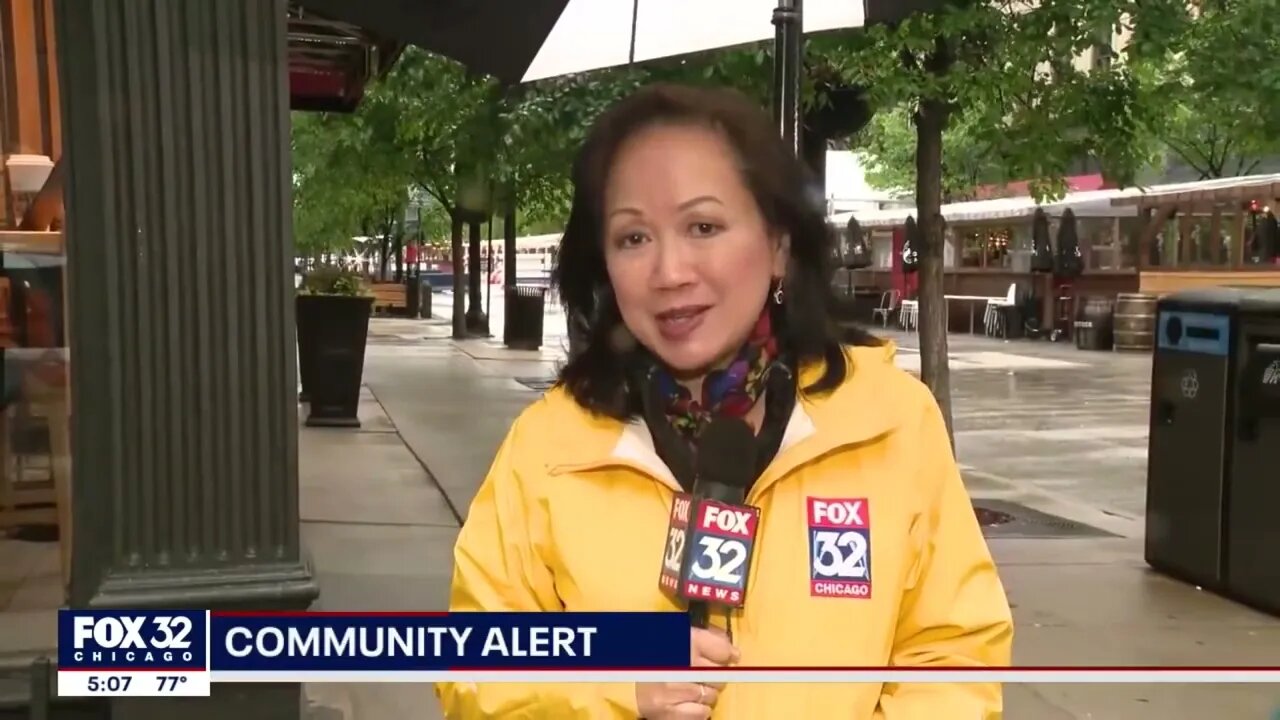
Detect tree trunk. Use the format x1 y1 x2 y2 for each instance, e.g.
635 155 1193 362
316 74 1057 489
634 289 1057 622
503 199 517 289
379 228 391 281
465 218 488 334
450 212 466 339
392 235 402 282
915 96 955 446
503 201 517 344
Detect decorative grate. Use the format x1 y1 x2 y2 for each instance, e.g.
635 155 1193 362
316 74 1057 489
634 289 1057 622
973 499 1118 539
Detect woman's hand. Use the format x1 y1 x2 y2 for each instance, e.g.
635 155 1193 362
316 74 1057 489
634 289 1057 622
636 628 738 719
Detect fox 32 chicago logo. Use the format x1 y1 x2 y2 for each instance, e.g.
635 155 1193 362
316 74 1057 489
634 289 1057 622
806 497 872 599
59 610 207 667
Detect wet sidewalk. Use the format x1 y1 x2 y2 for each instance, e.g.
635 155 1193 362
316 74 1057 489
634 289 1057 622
301 320 1280 719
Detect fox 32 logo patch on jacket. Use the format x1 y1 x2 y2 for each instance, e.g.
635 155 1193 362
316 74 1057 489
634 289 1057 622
806 497 871 599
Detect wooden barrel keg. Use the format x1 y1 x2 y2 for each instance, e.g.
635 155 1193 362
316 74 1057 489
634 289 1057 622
1113 293 1158 351
1074 296 1115 351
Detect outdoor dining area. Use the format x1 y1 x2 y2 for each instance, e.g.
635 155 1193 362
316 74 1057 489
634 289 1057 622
831 173 1280 353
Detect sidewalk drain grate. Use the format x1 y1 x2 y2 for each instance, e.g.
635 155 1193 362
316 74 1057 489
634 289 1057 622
972 499 1118 539
515 377 557 392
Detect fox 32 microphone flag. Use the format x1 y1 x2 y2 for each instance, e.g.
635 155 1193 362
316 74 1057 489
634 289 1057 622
57 610 690 697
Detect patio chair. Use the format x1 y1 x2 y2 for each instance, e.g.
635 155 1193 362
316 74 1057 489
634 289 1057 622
984 283 1018 337
899 299 919 332
871 290 900 328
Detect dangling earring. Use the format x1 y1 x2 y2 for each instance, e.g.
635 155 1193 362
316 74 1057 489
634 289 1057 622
772 276 785 305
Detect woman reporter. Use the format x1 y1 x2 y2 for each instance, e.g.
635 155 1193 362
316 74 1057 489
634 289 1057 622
436 83 1013 719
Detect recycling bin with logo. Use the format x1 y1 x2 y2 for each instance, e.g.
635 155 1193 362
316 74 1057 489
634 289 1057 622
1223 295 1280 614
1145 287 1280 611
1144 291 1234 591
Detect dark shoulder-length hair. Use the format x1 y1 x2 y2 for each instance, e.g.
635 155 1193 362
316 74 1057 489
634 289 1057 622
551 83 879 419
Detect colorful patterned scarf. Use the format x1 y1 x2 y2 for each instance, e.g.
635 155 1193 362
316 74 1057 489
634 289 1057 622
653 309 779 445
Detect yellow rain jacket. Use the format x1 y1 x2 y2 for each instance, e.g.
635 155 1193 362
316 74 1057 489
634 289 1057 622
437 344 1013 719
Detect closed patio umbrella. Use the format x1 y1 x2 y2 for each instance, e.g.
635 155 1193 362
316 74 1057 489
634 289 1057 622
846 216 871 269
1029 207 1054 273
902 216 920 274
1259 211 1279 262
1054 207 1083 278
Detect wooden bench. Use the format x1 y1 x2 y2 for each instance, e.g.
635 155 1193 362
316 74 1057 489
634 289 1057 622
370 283 407 315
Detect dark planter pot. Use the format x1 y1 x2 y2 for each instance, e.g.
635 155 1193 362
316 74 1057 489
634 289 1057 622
296 301 317 403
296 294 373 428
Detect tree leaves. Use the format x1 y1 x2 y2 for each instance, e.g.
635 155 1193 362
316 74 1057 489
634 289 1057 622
291 110 412 257
295 0 1280 258
1127 0 1280 178
841 0 1280 192
853 104 1014 202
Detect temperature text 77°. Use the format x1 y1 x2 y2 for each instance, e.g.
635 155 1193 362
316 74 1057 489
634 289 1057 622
157 676 189 692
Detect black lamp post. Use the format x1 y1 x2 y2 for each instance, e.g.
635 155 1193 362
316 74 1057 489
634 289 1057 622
772 0 803 156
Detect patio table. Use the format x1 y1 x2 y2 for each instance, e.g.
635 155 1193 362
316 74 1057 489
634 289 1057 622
944 294 1004 334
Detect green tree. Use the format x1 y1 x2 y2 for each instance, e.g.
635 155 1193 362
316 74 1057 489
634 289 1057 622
291 108 413 272
816 0 1179 439
1131 0 1280 178
853 104 1014 201
498 71 649 222
363 49 643 332
364 49 494 334
292 113 356 261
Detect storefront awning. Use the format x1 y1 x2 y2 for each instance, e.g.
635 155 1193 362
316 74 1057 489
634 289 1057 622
831 186 1143 229
832 174 1280 229
1109 174 1280 207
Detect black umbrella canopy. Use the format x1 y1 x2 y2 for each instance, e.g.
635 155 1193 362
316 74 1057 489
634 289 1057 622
295 0 570 83
1055 208 1083 278
843 216 871 270
1029 207 1054 273
1260 211 1280 261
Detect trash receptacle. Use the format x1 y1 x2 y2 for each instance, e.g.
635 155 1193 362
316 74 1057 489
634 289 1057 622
418 277 433 319
998 303 1025 339
1223 290 1280 614
405 278 420 319
505 285 547 350
1073 296 1114 351
1145 289 1236 591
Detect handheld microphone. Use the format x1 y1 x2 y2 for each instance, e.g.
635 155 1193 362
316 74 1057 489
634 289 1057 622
657 418 759 629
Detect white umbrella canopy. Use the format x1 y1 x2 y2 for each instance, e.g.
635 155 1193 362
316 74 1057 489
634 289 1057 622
296 0 941 86
523 0 868 82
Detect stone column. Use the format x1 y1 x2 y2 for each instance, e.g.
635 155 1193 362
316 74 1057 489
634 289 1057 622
53 0 317 716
